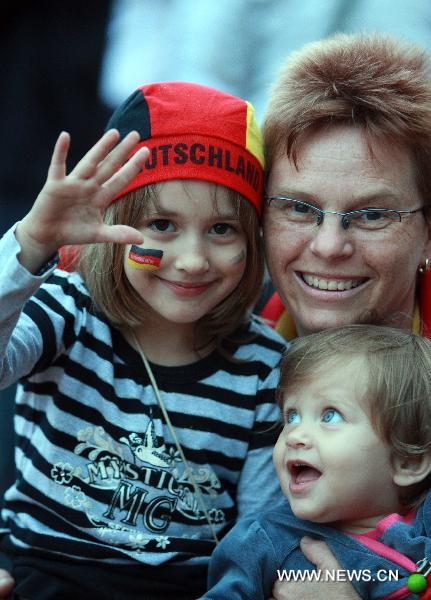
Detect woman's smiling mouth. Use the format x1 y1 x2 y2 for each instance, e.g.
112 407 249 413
300 273 368 291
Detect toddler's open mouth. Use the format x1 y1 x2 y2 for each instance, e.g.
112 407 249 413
288 461 322 493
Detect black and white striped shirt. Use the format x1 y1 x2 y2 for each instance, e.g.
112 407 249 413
0 227 287 598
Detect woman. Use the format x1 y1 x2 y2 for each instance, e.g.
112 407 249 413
262 33 431 341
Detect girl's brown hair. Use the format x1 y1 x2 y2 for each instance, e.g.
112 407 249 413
76 184 263 354
277 324 431 508
263 33 431 216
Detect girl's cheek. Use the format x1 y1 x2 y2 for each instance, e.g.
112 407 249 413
229 249 246 266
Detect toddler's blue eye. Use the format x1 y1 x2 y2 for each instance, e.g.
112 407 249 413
149 219 174 232
285 409 301 424
321 408 343 423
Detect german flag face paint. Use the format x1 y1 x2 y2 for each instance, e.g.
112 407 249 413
127 245 164 271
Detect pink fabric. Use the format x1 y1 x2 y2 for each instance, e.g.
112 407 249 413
349 511 417 571
358 512 415 541
373 512 415 535
348 511 417 599
349 530 416 573
349 533 416 572
381 584 411 600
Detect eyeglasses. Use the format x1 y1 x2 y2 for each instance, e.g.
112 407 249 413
265 196 425 231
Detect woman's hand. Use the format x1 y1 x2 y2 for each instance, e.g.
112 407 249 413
0 568 14 598
15 129 148 273
269 537 361 599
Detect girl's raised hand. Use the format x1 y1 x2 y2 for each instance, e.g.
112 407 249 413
15 129 148 273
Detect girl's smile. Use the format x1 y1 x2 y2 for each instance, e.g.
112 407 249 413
155 276 216 297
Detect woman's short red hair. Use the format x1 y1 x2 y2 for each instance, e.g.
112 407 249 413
263 33 431 213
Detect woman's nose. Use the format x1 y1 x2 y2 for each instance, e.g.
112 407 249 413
309 215 354 260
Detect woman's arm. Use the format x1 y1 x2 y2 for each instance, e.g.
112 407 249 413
0 569 14 598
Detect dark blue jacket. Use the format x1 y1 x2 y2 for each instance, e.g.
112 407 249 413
203 495 431 599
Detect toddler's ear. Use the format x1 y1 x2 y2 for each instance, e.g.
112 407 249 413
391 450 431 487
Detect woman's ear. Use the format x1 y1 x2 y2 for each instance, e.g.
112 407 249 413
392 450 431 487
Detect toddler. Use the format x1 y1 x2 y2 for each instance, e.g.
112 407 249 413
206 325 431 599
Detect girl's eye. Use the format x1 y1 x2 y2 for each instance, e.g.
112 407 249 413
210 223 235 235
284 409 301 424
148 219 174 232
321 408 343 424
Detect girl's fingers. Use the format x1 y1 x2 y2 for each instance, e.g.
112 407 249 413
93 224 144 245
100 146 149 205
72 129 122 179
93 131 143 185
46 132 70 181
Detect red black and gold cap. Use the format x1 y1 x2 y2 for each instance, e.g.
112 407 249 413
106 82 264 215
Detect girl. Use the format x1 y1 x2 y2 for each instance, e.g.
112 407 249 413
0 82 285 599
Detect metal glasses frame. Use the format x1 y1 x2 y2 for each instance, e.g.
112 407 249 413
265 196 425 230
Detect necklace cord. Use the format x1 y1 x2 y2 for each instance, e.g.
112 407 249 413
128 329 220 544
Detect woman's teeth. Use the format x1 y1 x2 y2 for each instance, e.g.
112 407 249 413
302 274 363 291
